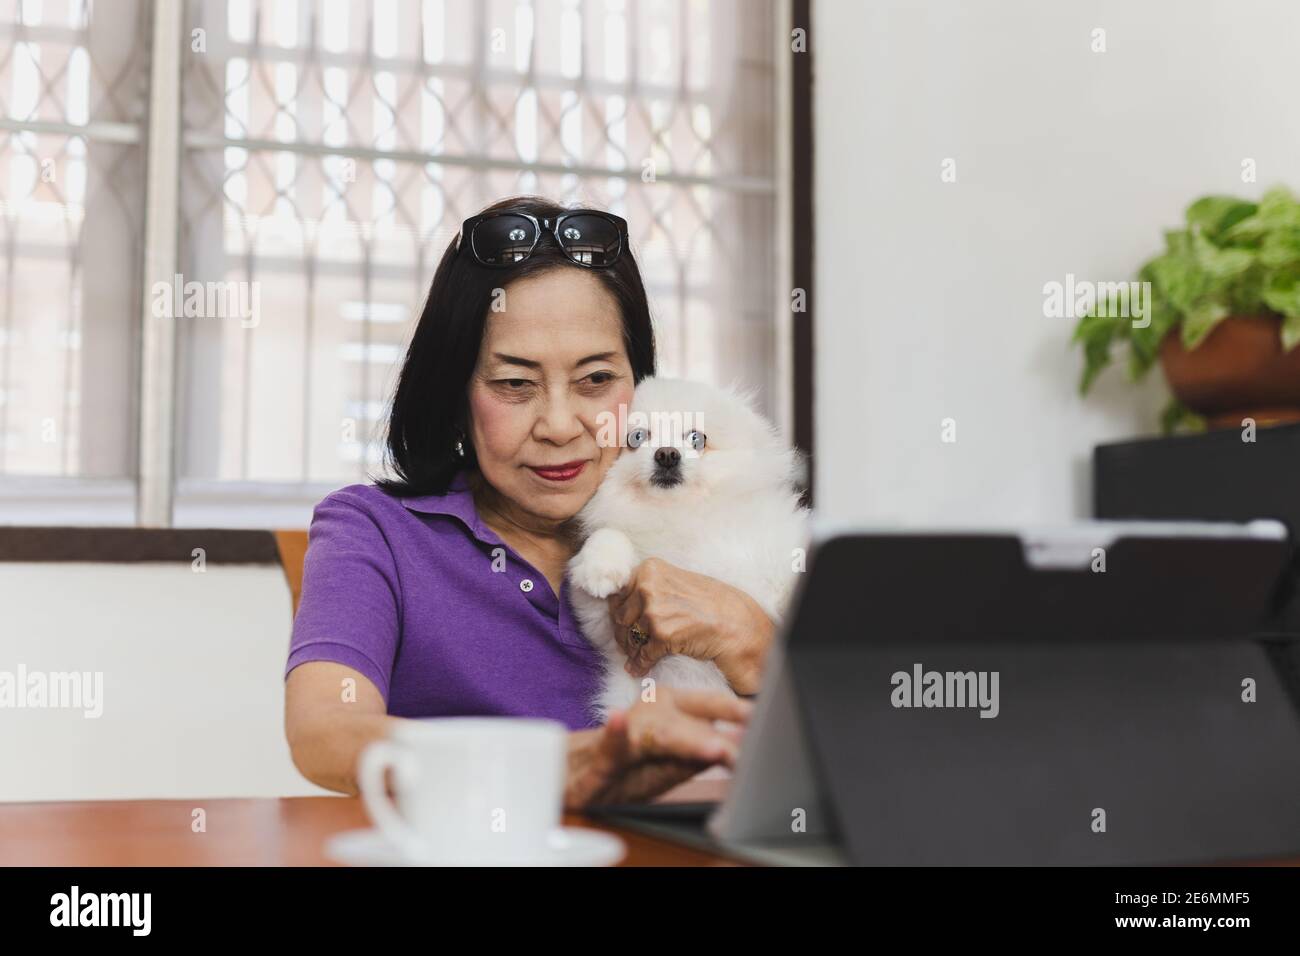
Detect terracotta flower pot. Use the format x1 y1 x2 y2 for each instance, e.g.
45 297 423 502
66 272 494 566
1159 314 1300 429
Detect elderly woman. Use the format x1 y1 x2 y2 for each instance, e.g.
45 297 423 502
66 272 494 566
284 196 777 808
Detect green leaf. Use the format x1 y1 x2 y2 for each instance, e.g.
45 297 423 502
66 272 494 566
1071 310 1120 344
1180 297 1230 349
1160 399 1207 435
1259 226 1300 268
1126 342 1159 381
1079 343 1112 394
1283 312 1300 352
1221 189 1300 243
1185 196 1257 238
1256 186 1300 226
1262 271 1300 329
1163 229 1193 258
1192 230 1255 283
1228 265 1267 314
1220 214 1267 244
1148 291 1179 340
1073 312 1122 394
1148 249 1204 311
1127 320 1162 373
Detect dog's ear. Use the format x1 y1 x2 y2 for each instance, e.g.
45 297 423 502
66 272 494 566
722 378 763 413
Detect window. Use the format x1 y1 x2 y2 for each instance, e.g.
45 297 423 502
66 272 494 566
0 0 150 522
2 0 786 527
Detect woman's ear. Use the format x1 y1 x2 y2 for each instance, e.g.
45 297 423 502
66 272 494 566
453 408 474 460
451 400 468 442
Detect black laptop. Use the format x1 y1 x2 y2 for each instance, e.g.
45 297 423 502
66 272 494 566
592 521 1300 866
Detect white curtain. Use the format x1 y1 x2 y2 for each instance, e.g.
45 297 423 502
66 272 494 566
175 0 780 486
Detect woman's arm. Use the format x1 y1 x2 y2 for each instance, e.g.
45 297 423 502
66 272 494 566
606 558 777 695
284 661 400 794
287 662 750 805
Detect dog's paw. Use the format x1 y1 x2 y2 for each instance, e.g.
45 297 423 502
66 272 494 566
569 528 638 599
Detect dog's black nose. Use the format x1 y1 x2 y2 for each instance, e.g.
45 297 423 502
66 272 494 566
654 447 681 469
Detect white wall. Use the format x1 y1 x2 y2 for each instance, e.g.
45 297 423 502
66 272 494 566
0 562 331 801
813 0 1300 525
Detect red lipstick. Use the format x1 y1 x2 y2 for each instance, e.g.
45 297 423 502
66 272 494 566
529 460 587 482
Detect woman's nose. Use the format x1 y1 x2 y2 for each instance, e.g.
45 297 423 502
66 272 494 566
534 399 585 444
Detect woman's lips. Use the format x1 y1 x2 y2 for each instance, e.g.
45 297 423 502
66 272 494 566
528 460 588 482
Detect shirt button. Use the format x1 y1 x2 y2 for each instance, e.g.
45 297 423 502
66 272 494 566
520 579 534 593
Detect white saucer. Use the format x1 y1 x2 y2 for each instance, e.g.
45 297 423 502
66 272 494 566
324 826 626 867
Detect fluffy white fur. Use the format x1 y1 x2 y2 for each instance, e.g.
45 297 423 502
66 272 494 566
567 377 809 720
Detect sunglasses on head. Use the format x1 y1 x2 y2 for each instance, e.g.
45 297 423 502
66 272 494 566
458 208 628 268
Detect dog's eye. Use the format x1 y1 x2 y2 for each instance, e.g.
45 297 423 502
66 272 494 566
627 427 648 449
687 430 706 451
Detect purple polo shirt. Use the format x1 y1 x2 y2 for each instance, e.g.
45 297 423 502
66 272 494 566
284 471 604 729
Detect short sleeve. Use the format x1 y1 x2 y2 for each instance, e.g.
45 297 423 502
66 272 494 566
284 489 401 703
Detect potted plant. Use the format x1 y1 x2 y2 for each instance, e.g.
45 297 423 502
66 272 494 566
1073 186 1300 432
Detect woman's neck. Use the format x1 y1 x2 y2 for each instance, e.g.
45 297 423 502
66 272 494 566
469 471 580 568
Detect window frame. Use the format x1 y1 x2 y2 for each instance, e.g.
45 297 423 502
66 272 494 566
1 0 806 528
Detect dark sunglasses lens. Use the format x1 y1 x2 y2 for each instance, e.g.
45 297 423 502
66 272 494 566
473 215 538 265
556 215 621 266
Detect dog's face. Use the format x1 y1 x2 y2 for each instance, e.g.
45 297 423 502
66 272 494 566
595 377 796 505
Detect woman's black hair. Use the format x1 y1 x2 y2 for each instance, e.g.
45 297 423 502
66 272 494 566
376 195 657 496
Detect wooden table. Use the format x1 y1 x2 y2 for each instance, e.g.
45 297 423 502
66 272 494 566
5 796 1299 868
0 796 740 867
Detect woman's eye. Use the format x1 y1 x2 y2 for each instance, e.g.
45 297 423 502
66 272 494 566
687 430 706 451
627 428 648 448
585 371 615 386
498 379 531 389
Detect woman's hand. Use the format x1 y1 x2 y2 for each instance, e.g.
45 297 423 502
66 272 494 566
607 558 776 695
564 687 752 809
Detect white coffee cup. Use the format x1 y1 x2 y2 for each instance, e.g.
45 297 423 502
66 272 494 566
357 717 567 864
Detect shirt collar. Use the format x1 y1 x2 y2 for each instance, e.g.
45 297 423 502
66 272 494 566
398 470 502 546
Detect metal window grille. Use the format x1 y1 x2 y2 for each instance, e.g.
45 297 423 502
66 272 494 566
178 0 779 485
1 0 783 525
0 0 150 482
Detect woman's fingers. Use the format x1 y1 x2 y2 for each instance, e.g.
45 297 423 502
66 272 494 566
608 584 641 628
571 690 755 807
631 713 737 766
670 688 755 725
586 756 708 808
602 708 630 745
626 693 748 766
625 636 670 676
608 587 667 675
563 725 626 809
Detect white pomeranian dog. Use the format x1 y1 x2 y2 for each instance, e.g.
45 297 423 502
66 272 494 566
567 377 810 720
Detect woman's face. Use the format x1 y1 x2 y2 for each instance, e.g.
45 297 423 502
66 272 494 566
467 267 636 526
